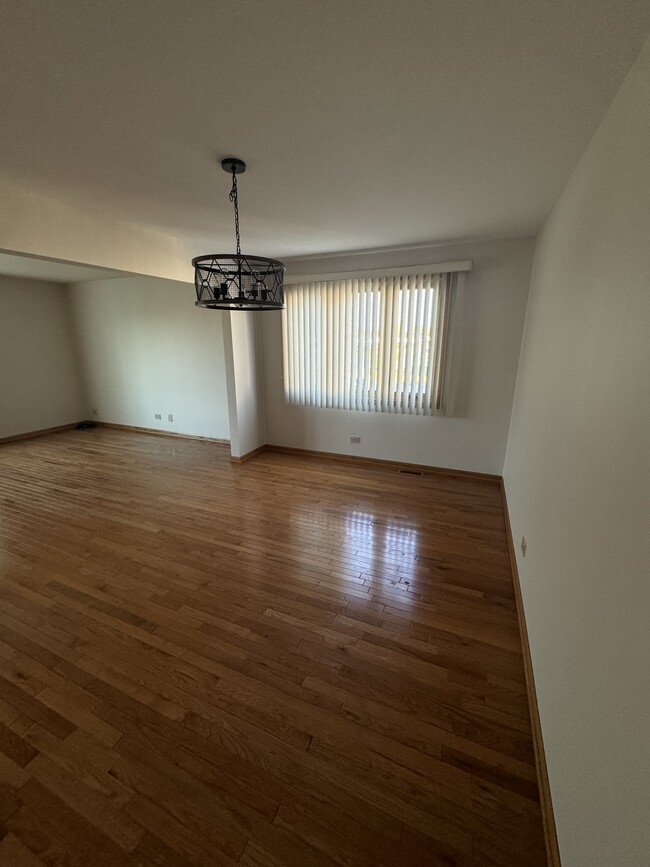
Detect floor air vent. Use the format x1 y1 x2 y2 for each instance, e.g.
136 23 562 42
399 469 424 476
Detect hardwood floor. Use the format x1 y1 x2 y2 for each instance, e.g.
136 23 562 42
0 429 546 866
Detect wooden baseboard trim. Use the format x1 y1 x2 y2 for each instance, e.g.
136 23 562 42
0 422 80 445
264 444 501 483
230 444 267 464
500 479 561 867
96 422 230 445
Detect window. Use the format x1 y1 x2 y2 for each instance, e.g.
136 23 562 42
282 271 456 414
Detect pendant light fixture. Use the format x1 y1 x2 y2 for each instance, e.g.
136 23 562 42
193 158 285 310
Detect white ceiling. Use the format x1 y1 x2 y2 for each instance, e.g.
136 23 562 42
0 0 648 259
0 251 123 283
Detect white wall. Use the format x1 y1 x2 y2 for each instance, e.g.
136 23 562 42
0 275 86 438
503 40 650 867
260 238 533 474
68 277 230 440
223 313 266 458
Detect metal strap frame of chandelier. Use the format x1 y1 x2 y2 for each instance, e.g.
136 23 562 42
193 156 285 311
193 253 284 310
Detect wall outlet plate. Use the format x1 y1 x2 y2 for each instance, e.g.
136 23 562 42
154 413 162 420
350 435 361 443
167 413 174 422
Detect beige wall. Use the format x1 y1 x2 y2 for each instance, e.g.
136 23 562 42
260 238 534 474
0 179 192 283
503 39 650 867
0 275 86 438
68 277 230 441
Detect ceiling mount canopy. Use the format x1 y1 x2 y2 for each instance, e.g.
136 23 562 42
193 157 285 311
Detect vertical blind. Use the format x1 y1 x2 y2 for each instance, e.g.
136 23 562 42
282 272 453 414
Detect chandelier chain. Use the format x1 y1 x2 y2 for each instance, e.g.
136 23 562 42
229 170 241 257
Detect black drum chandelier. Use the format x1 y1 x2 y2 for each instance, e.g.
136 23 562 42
193 158 285 311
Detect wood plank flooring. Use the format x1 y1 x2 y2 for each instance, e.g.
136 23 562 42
0 429 546 866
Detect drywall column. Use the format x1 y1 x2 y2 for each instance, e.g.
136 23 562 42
223 312 267 458
503 38 650 867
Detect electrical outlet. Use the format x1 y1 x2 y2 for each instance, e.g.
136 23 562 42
154 413 162 420
91 408 98 416
167 413 174 422
350 435 361 444
521 536 527 558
